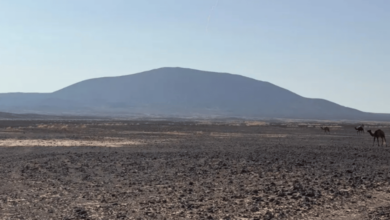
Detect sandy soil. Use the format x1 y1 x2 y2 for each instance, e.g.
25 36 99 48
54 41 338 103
0 120 389 219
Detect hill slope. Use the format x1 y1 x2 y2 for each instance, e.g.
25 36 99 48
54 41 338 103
0 67 388 120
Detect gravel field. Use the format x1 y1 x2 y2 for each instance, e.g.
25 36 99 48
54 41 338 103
0 120 389 219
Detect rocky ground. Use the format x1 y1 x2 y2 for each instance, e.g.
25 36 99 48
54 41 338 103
0 120 389 219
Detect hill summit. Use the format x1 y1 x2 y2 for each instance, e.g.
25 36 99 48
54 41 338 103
0 67 388 120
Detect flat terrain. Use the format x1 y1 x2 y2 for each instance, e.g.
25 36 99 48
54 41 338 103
0 120 389 219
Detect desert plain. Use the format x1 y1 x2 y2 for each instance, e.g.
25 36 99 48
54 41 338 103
0 120 389 219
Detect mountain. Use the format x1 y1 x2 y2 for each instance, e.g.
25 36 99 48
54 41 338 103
0 67 388 120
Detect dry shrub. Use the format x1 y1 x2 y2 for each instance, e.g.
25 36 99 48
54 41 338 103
37 124 48 129
36 123 70 131
245 121 269 126
197 121 212 125
59 125 69 131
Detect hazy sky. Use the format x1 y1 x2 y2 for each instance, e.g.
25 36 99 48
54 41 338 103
0 0 389 113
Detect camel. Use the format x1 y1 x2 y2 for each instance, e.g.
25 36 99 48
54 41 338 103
355 126 364 134
367 129 387 146
320 127 330 133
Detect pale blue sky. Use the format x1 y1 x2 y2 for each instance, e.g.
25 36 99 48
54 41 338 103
0 0 389 113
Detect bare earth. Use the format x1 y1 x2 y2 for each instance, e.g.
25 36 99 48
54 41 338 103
0 120 389 219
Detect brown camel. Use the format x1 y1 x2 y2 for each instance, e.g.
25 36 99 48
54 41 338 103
355 126 364 134
367 129 387 146
320 127 330 133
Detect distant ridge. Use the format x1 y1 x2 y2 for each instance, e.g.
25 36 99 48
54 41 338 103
0 111 107 120
0 67 389 121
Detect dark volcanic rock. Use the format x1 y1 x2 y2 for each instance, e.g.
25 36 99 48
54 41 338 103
0 120 389 219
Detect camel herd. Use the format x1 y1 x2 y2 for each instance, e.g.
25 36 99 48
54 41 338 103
320 124 387 147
